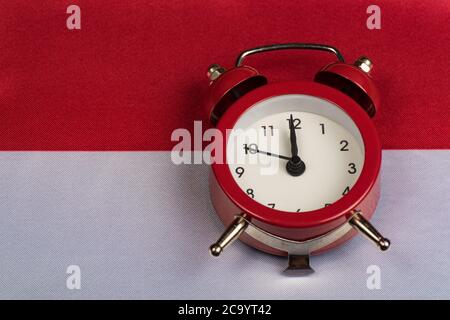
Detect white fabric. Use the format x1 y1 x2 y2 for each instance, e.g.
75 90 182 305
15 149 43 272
0 151 448 299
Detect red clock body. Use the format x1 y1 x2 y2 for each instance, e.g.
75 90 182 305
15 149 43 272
204 44 389 271
210 81 381 255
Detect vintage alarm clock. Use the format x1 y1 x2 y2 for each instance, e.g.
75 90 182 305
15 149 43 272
205 43 390 274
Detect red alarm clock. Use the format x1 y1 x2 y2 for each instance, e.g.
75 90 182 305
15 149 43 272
205 44 390 274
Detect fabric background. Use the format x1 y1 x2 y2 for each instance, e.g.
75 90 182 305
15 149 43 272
0 0 449 150
0 151 448 299
0 1 448 299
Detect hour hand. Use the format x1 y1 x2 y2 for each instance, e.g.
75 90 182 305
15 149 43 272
244 144 290 161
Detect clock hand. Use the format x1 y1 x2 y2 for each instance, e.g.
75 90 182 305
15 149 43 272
255 149 291 161
245 145 291 160
289 114 299 158
286 114 306 176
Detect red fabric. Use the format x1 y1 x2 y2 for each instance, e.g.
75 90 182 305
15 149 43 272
0 0 448 150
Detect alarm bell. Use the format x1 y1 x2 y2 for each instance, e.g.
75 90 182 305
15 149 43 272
205 43 380 123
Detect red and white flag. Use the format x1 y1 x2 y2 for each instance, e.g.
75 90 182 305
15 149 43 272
0 1 448 299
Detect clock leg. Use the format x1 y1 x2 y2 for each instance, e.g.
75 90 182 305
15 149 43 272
349 212 391 251
209 215 248 257
284 254 314 276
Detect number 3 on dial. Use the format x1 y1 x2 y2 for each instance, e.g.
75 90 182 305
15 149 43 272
348 163 357 174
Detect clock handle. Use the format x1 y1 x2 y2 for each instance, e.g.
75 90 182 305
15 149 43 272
235 43 380 118
349 211 391 251
235 43 345 67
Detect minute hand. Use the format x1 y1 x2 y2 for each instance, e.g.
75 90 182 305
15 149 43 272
286 114 306 176
289 114 299 158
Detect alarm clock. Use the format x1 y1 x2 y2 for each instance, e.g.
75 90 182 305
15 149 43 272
204 43 390 274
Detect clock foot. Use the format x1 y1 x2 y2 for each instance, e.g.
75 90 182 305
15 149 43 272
350 212 391 251
284 254 314 276
209 215 248 257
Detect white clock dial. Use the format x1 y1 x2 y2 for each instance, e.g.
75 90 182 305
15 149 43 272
227 94 365 213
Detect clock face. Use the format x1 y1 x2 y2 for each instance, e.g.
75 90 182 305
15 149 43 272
226 94 365 213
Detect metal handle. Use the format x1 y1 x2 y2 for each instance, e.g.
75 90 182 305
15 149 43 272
235 43 345 67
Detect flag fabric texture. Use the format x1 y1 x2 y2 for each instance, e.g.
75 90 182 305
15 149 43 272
0 1 448 299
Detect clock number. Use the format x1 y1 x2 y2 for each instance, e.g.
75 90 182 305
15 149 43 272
324 203 331 207
296 209 301 213
267 203 275 208
261 125 274 136
244 143 258 154
340 140 349 151
246 188 254 198
286 117 301 129
320 123 325 135
347 163 357 174
342 186 350 195
235 167 245 178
